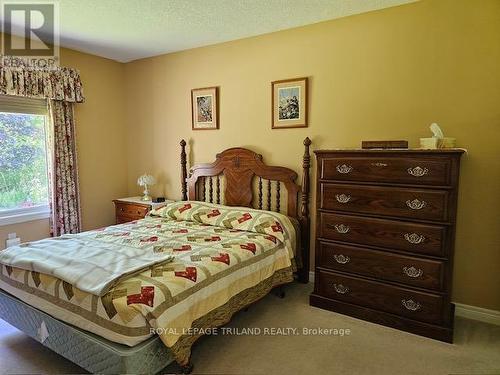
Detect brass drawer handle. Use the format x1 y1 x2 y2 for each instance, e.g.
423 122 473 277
404 233 426 244
407 166 429 177
371 162 388 167
406 198 426 210
335 194 351 203
333 283 350 294
334 254 350 264
402 299 421 311
328 223 350 234
336 164 353 174
403 266 423 278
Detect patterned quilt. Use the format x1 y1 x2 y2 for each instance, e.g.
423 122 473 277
0 201 297 364
0 227 175 296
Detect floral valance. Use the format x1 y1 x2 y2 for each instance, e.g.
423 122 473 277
0 65 84 103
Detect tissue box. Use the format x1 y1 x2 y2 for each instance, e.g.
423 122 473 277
420 137 439 149
441 137 456 148
420 137 456 149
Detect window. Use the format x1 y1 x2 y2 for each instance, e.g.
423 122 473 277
0 96 50 226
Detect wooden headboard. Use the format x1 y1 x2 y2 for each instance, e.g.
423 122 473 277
179 138 312 283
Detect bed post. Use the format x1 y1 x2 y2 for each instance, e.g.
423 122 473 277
180 139 188 201
298 137 311 283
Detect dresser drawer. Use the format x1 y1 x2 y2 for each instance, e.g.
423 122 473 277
317 270 444 324
115 202 149 218
320 183 449 221
318 242 444 290
116 215 139 224
319 213 446 257
320 156 451 186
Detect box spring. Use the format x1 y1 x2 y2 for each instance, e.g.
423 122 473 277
0 289 173 374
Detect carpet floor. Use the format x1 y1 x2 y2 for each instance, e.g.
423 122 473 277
1 282 499 374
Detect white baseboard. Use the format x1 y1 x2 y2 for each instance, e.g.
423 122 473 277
454 303 500 326
306 271 500 326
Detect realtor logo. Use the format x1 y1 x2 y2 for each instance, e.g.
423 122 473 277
1 1 59 67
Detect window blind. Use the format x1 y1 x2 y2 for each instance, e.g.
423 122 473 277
0 95 48 115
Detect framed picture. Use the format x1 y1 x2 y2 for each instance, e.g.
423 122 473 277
272 77 308 129
191 86 219 130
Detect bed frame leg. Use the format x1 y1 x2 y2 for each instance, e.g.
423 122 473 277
275 285 286 299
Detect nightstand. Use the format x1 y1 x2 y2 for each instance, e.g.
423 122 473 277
113 197 171 224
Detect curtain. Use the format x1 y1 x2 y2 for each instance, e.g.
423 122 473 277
0 61 84 235
47 100 82 235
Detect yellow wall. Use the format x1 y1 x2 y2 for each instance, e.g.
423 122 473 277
0 42 128 249
0 219 51 250
124 0 500 310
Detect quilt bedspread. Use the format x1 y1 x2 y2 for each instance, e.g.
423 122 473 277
0 201 296 364
0 226 175 296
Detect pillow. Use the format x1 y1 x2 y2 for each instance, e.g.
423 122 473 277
150 201 297 255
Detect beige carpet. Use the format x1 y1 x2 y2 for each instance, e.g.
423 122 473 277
1 283 499 375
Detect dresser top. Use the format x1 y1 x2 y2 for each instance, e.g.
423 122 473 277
314 148 466 154
114 196 173 209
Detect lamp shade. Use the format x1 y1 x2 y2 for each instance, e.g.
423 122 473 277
137 174 156 186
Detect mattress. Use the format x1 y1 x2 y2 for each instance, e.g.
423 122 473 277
0 289 173 374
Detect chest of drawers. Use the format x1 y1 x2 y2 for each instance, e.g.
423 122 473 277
310 149 464 342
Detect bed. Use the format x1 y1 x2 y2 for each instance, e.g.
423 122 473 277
0 138 312 374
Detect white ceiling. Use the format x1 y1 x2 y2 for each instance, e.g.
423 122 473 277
7 0 417 63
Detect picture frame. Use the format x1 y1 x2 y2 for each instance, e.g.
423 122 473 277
191 86 219 130
272 77 308 129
